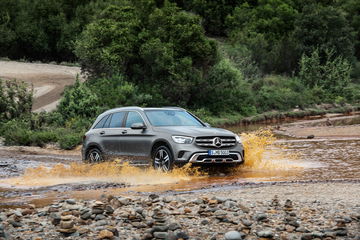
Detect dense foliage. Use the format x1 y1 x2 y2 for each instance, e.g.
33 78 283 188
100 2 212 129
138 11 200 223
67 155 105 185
1 0 360 149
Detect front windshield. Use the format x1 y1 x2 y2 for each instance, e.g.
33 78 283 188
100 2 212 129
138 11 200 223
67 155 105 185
145 110 204 127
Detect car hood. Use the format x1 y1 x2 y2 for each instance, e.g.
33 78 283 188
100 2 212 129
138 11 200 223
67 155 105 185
152 126 236 137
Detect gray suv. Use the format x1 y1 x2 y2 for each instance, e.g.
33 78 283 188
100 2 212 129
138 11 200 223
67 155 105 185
82 107 244 171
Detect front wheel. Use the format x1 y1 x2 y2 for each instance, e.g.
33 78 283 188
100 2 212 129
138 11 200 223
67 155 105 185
86 148 103 163
152 146 174 172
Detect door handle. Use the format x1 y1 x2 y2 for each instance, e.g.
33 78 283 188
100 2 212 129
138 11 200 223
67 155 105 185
100 131 105 135
122 130 127 134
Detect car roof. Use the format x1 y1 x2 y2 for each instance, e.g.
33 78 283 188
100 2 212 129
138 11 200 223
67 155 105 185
102 106 185 115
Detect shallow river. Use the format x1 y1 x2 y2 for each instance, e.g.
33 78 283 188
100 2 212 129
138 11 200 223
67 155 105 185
0 118 359 208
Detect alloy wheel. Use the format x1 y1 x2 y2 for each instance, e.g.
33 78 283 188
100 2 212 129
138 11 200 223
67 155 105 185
154 149 171 172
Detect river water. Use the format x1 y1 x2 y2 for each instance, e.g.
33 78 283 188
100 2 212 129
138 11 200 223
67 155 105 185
0 117 359 208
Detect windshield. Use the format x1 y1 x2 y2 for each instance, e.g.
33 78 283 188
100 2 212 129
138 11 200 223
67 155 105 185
145 110 204 127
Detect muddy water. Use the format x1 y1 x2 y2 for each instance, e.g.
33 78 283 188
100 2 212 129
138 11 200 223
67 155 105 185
0 127 359 208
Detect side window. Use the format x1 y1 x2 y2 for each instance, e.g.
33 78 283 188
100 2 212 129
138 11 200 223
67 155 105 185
94 115 109 129
125 112 144 128
109 112 126 128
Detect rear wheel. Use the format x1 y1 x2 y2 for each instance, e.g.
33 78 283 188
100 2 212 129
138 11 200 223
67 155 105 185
152 146 174 172
86 148 103 163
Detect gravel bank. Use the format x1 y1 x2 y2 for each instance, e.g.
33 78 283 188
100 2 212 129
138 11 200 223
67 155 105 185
0 182 359 239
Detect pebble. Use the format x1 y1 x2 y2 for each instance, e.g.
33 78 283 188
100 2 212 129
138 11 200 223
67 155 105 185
98 229 114 239
66 199 76 205
0 193 358 239
224 230 242 240
257 230 274 238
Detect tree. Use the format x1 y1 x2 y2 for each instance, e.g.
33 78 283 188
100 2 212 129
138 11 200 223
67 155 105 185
293 4 355 61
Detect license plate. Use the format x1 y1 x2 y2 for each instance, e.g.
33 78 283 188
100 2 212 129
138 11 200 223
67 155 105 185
208 150 230 156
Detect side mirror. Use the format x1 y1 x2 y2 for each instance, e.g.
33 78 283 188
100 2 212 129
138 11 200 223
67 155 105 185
131 122 147 130
205 122 211 127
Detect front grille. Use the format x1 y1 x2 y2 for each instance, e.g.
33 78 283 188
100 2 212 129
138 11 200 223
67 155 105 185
195 136 236 148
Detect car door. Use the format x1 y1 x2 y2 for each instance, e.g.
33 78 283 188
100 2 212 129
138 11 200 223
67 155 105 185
99 111 127 158
120 111 153 161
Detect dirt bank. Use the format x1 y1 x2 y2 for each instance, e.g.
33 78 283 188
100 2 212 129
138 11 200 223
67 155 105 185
0 61 81 112
274 113 360 138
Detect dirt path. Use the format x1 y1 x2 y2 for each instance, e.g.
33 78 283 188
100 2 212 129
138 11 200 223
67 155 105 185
0 61 82 112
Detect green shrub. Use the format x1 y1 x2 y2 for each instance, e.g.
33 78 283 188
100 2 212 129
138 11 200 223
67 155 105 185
193 59 253 115
0 78 33 120
30 130 58 147
59 133 81 150
299 49 352 100
57 78 100 120
0 119 32 146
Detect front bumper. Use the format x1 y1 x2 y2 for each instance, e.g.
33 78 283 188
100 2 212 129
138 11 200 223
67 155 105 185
188 151 243 163
172 142 245 164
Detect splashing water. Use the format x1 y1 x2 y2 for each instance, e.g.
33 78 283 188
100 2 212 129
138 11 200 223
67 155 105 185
0 162 205 187
0 129 301 188
239 129 301 170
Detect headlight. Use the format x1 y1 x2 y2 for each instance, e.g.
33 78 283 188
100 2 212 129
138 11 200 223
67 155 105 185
235 135 242 144
172 136 193 144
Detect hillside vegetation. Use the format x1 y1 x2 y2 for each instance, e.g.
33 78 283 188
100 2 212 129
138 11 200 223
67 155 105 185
0 0 360 148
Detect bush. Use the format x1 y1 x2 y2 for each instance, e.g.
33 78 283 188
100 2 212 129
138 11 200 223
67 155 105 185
57 78 100 120
0 78 33 120
193 59 253 115
29 130 58 147
0 119 32 146
59 133 81 150
88 75 152 109
253 76 312 112
299 49 352 100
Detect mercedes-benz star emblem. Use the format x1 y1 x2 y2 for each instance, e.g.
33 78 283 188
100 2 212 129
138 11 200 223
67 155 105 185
213 137 222 148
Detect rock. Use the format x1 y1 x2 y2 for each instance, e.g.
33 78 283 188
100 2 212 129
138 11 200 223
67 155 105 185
81 211 92 220
307 135 315 139
94 220 108 226
49 213 61 225
153 232 168 239
58 228 76 234
9 220 23 228
255 213 267 221
214 196 227 203
174 231 189 239
95 214 106 221
241 219 252 227
60 220 74 229
201 219 209 225
224 200 237 208
301 233 313 240
284 199 293 211
149 194 159 200
296 226 309 233
98 229 114 239
66 199 76 205
151 225 168 232
105 205 114 214
224 230 242 240
168 222 181 230
257 230 274 238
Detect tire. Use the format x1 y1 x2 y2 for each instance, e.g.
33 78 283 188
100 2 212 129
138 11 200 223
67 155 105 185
86 148 103 164
152 146 174 172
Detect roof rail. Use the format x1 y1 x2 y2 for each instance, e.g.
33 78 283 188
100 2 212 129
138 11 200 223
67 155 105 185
161 106 184 109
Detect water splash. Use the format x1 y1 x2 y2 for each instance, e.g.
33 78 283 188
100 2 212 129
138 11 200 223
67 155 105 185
239 129 301 170
1 162 205 187
0 129 301 188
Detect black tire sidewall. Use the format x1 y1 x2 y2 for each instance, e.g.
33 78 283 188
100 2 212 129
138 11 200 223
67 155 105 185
152 145 174 171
